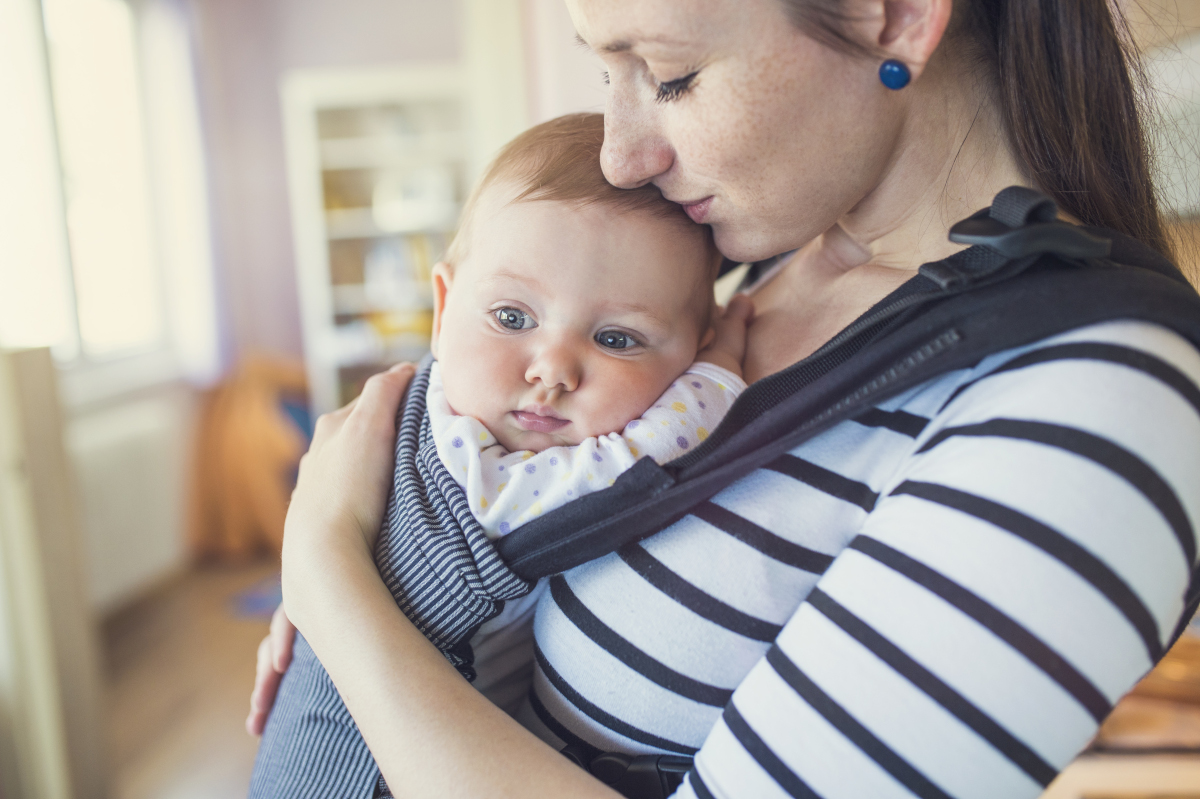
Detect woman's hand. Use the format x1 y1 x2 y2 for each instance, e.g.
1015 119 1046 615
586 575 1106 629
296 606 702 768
246 362 414 736
280 362 415 632
246 603 296 736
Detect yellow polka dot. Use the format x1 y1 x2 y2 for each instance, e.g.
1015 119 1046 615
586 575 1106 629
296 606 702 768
522 451 533 460
697 427 709 441
629 446 639 458
647 432 656 439
512 504 519 511
680 420 688 427
660 420 669 427
718 383 727 391
587 473 594 481
479 431 489 442
607 479 615 486
561 472 571 482
671 401 687 413
480 497 488 509
497 482 507 493
529 501 543 516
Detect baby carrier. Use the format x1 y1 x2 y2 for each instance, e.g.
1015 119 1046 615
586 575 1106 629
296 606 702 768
253 188 1200 799
493 187 1200 798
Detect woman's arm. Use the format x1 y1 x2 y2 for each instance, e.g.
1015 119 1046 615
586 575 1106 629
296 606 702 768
279 364 618 798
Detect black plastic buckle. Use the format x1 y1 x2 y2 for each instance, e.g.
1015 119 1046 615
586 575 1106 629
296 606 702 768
948 216 1111 260
562 746 692 798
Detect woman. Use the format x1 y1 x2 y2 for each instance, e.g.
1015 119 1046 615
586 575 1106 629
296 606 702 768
250 0 1200 796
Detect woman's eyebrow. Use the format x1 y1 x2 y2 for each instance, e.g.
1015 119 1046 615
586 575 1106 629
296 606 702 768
576 32 684 54
576 32 629 53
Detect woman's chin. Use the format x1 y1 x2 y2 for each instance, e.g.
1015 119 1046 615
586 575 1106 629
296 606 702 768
712 223 786 265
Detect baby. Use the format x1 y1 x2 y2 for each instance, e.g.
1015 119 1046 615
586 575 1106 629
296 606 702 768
428 114 747 539
249 113 750 799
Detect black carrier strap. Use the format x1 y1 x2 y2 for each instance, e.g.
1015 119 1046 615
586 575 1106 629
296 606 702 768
496 188 1200 798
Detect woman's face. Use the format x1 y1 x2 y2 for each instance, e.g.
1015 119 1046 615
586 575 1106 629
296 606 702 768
569 0 904 263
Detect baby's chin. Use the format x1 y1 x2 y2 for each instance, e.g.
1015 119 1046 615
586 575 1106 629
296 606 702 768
492 426 587 455
492 416 635 455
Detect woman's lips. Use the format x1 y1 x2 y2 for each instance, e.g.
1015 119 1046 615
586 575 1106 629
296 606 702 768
681 196 713 224
511 410 569 433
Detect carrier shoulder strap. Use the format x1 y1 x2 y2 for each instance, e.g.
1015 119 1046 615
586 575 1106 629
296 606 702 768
496 188 1200 599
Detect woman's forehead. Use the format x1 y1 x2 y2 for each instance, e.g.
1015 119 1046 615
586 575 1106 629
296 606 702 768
568 0 754 51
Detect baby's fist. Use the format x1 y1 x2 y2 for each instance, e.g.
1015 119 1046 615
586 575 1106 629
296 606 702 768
697 294 754 378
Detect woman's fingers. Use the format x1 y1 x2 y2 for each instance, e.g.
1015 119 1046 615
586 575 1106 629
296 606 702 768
270 602 297 672
247 634 284 736
246 604 298 736
698 294 755 373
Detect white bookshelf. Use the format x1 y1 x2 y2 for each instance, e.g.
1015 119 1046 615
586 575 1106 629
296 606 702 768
281 65 468 413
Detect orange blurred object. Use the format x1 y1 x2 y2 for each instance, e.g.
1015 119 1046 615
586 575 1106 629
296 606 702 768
188 356 309 561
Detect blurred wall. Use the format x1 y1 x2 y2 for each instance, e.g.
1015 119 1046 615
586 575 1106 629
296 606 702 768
188 0 462 365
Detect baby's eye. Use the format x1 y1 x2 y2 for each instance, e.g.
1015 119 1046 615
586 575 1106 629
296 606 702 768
494 308 536 331
595 330 637 350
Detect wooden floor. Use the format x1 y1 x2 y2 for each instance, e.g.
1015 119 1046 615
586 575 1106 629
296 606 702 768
102 562 276 799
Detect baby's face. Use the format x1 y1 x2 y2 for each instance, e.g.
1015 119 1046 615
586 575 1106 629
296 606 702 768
432 193 712 453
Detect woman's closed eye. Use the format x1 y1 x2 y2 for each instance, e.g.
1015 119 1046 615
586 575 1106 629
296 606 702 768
595 330 641 350
493 307 536 331
655 70 698 103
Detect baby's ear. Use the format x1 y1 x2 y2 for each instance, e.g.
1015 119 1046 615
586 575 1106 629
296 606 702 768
430 262 454 358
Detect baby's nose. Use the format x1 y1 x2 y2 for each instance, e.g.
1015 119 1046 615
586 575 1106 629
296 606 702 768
526 343 581 393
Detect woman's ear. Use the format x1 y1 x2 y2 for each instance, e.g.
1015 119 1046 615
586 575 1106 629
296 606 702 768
877 0 953 82
430 262 454 359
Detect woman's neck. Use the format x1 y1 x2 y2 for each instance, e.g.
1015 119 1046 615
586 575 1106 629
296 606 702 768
813 61 1029 278
743 60 1029 383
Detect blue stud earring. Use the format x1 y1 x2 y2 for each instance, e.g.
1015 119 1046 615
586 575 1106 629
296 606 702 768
879 59 911 90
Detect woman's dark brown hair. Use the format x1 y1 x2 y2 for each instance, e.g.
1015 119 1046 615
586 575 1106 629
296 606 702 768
781 0 1173 258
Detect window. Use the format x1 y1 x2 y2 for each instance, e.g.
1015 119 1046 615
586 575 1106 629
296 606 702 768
0 0 219 401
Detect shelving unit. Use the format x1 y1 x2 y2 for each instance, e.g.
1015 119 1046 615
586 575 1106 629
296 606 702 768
281 65 468 413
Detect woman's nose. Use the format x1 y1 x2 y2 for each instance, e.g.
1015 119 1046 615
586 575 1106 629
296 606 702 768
525 341 582 394
601 89 674 189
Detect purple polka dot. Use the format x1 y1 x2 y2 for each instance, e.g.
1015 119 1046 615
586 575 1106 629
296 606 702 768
533 490 540 496
676 436 689 449
692 381 702 388
549 457 558 466
525 464 536 474
627 421 639 429
567 490 574 496
592 452 603 462
451 437 463 448
498 465 505 471
498 522 510 535
699 401 706 409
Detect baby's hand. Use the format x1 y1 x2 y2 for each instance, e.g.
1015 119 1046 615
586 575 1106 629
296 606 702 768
697 294 753 378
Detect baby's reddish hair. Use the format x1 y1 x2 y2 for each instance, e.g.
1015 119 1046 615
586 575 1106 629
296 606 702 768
445 113 711 266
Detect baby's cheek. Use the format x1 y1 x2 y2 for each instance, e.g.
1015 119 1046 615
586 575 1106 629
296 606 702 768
580 369 676 437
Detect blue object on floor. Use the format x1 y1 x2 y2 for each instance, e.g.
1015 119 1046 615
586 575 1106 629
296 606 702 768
232 572 282 620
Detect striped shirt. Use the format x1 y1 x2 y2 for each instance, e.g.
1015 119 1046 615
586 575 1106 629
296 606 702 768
469 319 1200 799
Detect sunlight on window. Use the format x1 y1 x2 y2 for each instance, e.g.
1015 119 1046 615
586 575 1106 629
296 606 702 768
42 0 164 358
0 0 77 355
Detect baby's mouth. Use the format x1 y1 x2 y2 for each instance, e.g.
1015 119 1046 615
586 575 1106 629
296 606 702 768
511 409 569 433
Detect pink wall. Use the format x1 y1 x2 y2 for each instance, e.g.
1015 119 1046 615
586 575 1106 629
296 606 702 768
187 0 461 364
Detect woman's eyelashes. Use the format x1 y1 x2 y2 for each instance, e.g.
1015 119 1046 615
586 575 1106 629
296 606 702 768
655 70 698 103
493 307 536 331
601 67 698 102
594 330 640 350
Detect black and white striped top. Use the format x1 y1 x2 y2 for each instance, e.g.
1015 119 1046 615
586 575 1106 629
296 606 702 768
471 319 1200 799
